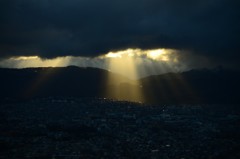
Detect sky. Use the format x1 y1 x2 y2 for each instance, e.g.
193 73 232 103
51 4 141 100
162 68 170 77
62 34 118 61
0 0 239 78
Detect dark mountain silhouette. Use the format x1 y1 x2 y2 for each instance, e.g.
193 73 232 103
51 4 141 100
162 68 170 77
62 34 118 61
0 66 240 104
0 66 135 100
140 68 240 104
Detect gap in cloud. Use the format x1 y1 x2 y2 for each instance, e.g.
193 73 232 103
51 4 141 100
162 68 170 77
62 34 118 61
1 56 72 68
100 48 180 79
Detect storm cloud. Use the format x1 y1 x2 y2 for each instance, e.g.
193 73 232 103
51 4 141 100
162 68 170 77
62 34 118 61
0 0 239 65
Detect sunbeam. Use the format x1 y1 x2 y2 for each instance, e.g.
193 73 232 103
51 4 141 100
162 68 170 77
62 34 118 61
103 49 145 103
101 48 199 103
21 57 72 98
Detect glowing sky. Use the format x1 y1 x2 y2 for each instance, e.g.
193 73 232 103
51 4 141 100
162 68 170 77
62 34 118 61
0 48 216 79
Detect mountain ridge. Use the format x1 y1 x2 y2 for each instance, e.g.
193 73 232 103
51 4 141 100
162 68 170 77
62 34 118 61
0 66 240 104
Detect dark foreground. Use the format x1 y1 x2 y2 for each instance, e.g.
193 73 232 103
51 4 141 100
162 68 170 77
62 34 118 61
0 98 240 159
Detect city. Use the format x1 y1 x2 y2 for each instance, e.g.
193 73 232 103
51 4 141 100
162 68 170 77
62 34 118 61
0 98 239 158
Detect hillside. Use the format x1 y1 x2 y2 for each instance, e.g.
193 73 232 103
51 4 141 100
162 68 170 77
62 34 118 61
140 68 240 104
0 66 240 104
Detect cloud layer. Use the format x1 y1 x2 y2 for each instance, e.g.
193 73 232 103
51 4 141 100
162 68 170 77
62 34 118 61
0 0 239 65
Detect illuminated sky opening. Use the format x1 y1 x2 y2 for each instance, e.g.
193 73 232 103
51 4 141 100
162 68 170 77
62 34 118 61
101 48 183 79
0 48 215 79
103 48 177 62
6 56 72 68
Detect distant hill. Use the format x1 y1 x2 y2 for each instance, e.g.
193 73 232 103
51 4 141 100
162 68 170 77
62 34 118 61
0 66 240 104
140 68 240 104
0 66 135 100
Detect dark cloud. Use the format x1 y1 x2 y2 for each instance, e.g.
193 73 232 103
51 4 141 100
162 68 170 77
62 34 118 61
0 0 239 64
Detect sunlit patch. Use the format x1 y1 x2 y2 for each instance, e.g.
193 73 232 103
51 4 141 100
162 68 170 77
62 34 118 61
10 56 39 60
104 49 140 58
103 48 177 62
105 53 122 58
147 49 165 60
6 56 72 68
